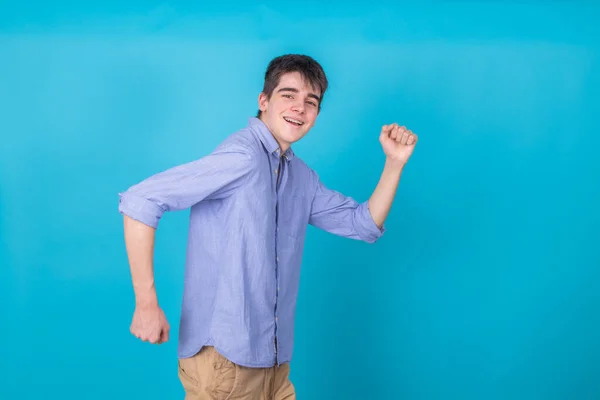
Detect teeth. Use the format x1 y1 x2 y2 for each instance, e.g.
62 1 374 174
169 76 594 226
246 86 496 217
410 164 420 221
284 117 303 126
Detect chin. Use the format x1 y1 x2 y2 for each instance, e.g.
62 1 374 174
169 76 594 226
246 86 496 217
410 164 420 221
283 131 307 144
285 125 310 139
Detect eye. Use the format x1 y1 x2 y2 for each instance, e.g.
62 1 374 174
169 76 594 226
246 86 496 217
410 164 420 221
307 101 317 107
283 94 293 99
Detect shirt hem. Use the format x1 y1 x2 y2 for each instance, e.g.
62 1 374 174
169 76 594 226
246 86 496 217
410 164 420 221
178 343 288 368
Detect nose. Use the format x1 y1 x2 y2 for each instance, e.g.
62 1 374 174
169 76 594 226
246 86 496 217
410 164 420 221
291 100 305 114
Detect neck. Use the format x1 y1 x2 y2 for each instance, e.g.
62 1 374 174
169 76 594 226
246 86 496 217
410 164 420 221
258 114 289 154
278 141 290 154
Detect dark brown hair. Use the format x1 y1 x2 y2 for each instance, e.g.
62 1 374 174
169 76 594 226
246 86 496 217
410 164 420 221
256 54 328 117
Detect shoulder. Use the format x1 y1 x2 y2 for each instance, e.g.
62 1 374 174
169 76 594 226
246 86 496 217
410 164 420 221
211 127 262 163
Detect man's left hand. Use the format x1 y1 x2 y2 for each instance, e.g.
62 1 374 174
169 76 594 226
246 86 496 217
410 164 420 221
379 123 418 167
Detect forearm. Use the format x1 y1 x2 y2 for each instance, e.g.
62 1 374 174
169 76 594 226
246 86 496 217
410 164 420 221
123 215 159 307
367 158 405 228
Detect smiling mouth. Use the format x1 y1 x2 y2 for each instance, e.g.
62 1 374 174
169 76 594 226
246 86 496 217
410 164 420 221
283 116 304 126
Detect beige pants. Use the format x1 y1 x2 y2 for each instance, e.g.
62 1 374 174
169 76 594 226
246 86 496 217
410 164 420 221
178 346 296 400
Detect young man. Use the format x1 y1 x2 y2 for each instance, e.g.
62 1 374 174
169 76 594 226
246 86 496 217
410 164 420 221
118 54 417 399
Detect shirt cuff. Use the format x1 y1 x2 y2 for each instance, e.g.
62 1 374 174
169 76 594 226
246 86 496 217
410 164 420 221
118 192 164 229
354 201 385 243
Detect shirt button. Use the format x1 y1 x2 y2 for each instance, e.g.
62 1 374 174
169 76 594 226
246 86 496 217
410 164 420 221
276 256 279 261
275 169 278 174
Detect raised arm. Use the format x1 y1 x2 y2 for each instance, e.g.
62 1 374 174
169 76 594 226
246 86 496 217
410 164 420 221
368 123 418 227
308 123 417 242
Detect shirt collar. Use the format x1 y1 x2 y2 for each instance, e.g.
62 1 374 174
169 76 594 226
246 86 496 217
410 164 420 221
248 117 295 162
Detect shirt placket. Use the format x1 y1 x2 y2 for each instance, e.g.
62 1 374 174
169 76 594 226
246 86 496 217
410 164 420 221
273 153 283 364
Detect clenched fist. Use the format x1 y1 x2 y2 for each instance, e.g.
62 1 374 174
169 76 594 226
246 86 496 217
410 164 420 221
379 123 418 167
130 304 170 344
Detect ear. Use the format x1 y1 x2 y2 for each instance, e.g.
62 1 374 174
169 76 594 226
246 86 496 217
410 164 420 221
258 92 269 113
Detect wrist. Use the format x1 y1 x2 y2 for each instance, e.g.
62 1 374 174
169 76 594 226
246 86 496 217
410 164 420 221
134 285 158 308
384 157 405 174
136 297 159 309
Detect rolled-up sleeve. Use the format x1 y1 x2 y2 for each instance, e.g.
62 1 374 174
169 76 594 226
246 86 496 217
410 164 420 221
308 172 385 243
118 143 254 229
118 192 166 229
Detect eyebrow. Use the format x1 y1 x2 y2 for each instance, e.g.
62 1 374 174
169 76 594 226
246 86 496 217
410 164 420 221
277 87 321 103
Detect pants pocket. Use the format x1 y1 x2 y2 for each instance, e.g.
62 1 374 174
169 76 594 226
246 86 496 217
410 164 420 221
209 349 238 400
178 357 200 396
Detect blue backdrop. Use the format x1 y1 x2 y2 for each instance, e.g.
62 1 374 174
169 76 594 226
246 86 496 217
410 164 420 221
1 1 599 399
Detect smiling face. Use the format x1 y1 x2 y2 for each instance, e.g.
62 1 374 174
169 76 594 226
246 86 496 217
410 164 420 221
258 72 322 152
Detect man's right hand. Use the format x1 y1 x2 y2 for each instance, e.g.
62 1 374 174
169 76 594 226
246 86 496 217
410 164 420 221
130 304 170 344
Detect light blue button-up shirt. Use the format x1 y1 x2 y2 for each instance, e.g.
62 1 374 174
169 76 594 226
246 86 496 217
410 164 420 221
118 117 384 367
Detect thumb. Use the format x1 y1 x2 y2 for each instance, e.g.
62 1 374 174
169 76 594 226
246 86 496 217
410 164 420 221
158 326 170 344
381 124 394 135
380 125 392 140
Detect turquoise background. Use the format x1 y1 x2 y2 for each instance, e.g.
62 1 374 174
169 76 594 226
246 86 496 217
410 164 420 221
1 1 599 399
